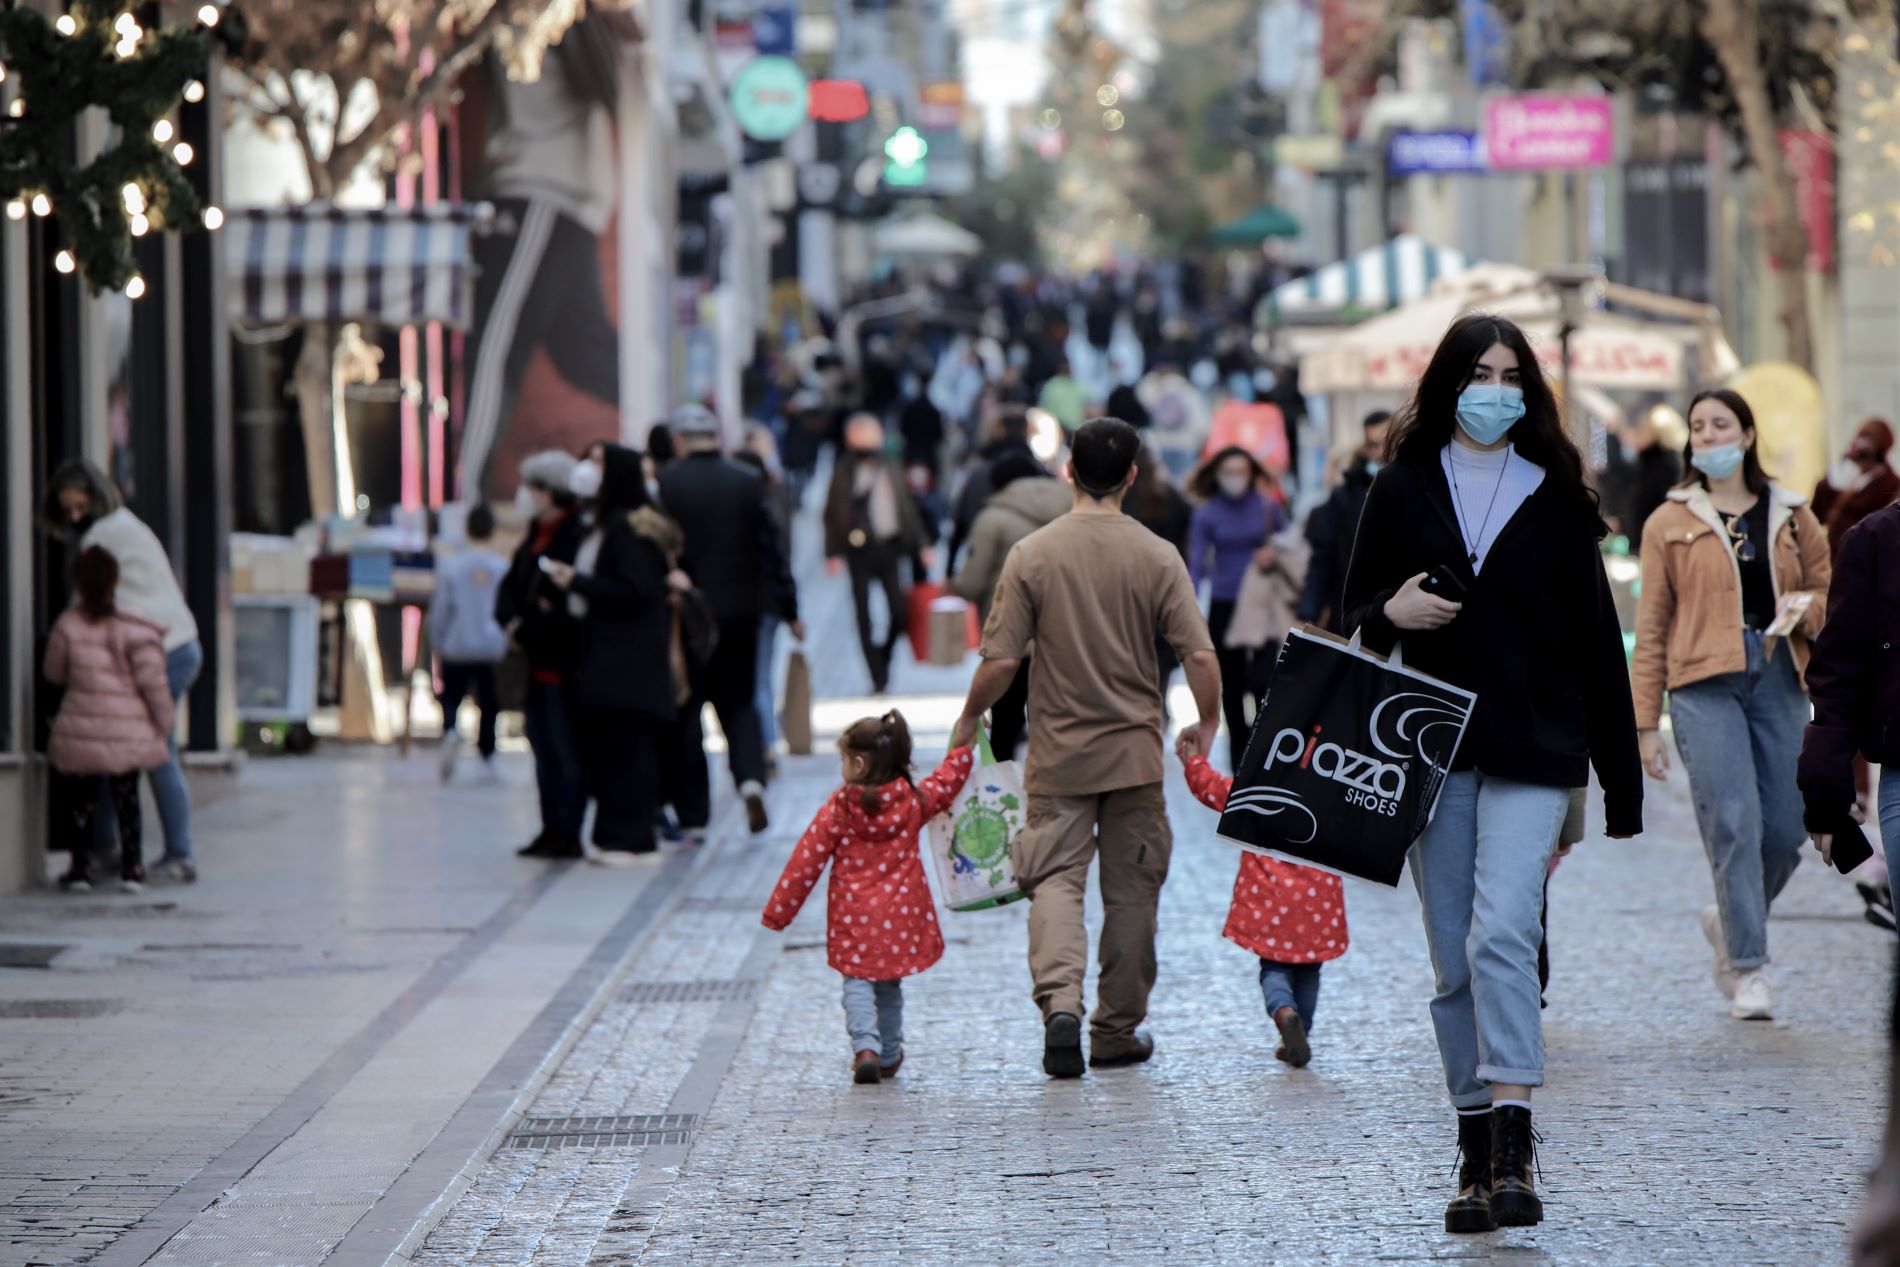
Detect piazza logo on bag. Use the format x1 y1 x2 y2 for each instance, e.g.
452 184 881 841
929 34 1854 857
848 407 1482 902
1226 692 1470 840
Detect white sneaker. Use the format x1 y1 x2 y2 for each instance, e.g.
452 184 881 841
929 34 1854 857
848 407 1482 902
438 734 461 784
1700 905 1737 1000
588 848 658 868
1731 969 1773 1021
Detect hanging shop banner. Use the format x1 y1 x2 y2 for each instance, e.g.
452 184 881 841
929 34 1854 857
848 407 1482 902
1777 129 1836 273
1387 130 1486 176
1623 157 1710 303
1459 0 1510 88
1483 95 1612 170
753 5 795 54
730 55 810 142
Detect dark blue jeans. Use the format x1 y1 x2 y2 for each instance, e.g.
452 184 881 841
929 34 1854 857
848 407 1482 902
1259 959 1322 1032
523 681 586 841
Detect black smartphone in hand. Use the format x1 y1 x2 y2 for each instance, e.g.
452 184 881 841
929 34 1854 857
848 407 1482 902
1421 565 1468 602
1825 821 1876 874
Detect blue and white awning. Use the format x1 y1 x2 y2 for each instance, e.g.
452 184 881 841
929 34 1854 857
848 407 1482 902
1271 234 1470 318
225 203 491 329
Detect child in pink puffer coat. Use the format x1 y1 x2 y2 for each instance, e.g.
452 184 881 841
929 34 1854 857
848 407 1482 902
45 547 175 893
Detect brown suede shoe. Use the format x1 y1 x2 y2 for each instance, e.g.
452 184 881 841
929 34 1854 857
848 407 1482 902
852 1050 881 1084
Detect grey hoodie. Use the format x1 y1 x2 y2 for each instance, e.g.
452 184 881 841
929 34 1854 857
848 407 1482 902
951 478 1074 621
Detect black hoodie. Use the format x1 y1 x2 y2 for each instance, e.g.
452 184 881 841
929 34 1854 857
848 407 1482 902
568 447 678 719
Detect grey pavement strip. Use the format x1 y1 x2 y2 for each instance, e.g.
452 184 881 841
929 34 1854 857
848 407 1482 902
580 929 781 1267
88 861 574 1267
328 810 736 1267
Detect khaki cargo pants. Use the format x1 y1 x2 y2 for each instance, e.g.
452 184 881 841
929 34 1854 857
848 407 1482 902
1010 783 1172 1049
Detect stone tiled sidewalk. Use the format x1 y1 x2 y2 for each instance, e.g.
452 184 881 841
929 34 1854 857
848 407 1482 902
418 740 1885 1266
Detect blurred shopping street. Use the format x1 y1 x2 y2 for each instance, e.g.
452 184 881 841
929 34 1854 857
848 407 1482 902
0 540 1885 1266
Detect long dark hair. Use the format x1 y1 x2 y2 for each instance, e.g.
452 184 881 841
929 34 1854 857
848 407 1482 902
596 444 651 518
1682 389 1772 496
839 710 914 812
1385 313 1605 537
73 546 119 622
1188 445 1271 503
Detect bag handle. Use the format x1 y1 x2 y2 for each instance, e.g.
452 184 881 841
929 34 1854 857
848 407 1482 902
1342 627 1405 669
973 721 998 767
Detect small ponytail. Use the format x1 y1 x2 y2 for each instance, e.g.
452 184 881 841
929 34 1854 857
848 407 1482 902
839 710 915 810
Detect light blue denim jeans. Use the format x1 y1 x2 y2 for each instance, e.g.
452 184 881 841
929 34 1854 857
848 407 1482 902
1882 768 1900 890
841 976 904 1063
1409 770 1569 1108
1259 960 1321 1033
755 614 781 754
96 639 202 862
1668 630 1807 970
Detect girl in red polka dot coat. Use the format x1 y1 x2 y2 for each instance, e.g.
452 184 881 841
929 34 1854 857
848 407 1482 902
1183 753 1349 1068
763 711 973 1085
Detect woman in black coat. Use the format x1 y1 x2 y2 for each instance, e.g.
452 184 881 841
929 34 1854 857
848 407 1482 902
543 444 689 856
1341 314 1641 1234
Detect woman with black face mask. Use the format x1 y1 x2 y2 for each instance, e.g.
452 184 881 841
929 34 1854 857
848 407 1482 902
40 460 203 885
540 444 693 858
823 415 931 693
1341 314 1642 1235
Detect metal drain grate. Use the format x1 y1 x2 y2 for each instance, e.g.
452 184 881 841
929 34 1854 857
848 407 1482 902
504 1114 697 1150
0 944 67 969
617 979 758 1005
0 999 122 1018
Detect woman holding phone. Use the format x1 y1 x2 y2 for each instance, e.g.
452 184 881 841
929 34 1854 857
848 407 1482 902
1343 314 1642 1235
1631 388 1830 1022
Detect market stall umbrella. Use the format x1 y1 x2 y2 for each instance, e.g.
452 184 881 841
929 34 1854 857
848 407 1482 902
1208 204 1302 247
1299 263 1740 395
873 214 983 258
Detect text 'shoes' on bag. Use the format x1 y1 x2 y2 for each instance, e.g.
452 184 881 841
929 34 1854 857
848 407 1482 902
1217 627 1476 887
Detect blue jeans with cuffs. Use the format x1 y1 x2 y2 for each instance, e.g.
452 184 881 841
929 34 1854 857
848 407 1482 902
1409 769 1569 1108
841 976 903 1063
1259 960 1321 1032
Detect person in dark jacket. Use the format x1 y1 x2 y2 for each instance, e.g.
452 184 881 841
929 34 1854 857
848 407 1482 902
1799 502 1900 888
656 404 795 834
948 408 1033 568
496 450 589 858
1298 411 1391 632
1123 447 1193 705
1105 381 1150 432
1342 314 1641 1236
543 445 686 857
1605 407 1683 548
825 414 931 694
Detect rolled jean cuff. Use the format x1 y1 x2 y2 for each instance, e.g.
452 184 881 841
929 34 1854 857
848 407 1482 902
1730 953 1770 972
1477 1063 1545 1089
1451 1089 1497 1111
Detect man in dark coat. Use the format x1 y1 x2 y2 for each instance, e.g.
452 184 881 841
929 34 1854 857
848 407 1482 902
657 404 800 834
1296 411 1391 632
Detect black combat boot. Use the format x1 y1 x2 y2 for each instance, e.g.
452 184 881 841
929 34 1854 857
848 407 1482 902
1489 1104 1543 1227
1445 1111 1496 1234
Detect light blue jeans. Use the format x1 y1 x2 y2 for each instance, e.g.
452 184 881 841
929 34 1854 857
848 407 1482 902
1259 960 1321 1033
1409 770 1569 1108
841 976 904 1063
755 614 781 754
1668 630 1807 970
1882 768 1900 890
96 639 202 862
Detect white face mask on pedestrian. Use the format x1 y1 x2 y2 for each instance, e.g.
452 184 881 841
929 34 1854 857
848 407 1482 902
568 462 603 500
514 486 539 519
1218 473 1252 500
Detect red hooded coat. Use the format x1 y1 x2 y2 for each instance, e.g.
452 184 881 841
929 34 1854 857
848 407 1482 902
1187 756 1348 965
763 748 974 980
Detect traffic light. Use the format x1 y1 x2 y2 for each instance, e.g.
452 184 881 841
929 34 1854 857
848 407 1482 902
884 126 928 188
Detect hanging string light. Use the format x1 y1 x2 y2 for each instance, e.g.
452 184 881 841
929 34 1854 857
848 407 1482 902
152 119 174 143
54 250 75 274
30 194 50 217
125 275 146 299
201 205 223 231
54 14 77 36
4 200 22 221
182 79 204 104
172 141 193 166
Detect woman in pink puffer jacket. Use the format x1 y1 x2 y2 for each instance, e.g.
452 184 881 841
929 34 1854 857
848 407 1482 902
46 547 175 893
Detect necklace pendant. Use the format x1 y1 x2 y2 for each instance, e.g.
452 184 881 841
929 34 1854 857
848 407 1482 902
1468 550 1478 565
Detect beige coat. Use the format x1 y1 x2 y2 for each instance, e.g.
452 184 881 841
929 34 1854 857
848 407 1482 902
1630 483 1832 729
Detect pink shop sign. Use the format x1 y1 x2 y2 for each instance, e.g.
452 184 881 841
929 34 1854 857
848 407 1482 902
1484 95 1613 170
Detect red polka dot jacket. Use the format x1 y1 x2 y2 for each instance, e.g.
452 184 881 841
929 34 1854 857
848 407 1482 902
762 748 975 980
1186 755 1349 965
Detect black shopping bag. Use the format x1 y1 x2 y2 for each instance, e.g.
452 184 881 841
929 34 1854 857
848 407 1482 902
1216 626 1477 887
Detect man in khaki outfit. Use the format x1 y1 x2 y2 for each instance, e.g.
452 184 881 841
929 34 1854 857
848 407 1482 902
953 418 1221 1078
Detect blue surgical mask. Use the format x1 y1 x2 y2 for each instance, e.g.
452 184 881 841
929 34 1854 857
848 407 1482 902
1691 442 1745 481
1456 384 1526 446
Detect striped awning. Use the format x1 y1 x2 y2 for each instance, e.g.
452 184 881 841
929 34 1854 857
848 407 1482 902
225 203 492 330
1271 234 1470 318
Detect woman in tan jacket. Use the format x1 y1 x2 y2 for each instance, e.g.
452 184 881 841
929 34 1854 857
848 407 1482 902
1632 388 1831 1023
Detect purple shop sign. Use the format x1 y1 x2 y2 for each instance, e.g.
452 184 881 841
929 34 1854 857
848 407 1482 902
1484 95 1613 170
